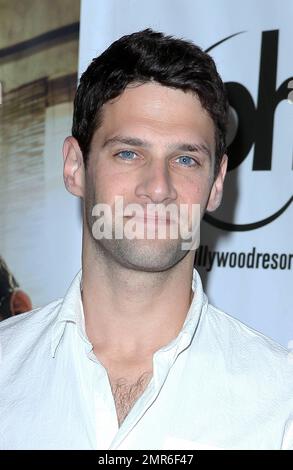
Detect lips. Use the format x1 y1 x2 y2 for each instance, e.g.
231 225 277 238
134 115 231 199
126 214 172 224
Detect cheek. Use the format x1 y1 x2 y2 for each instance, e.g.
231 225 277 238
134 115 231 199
94 160 131 197
181 178 213 216
93 176 130 205
180 177 207 203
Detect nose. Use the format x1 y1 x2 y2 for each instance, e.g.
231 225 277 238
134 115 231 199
135 159 177 204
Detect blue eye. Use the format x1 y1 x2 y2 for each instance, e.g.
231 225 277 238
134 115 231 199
176 156 197 166
116 150 137 160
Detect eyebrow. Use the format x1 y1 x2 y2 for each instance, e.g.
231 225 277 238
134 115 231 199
101 135 212 160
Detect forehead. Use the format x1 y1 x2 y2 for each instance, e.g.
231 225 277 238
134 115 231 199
93 82 215 150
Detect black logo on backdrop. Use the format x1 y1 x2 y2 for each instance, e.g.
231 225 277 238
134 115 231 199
203 30 293 231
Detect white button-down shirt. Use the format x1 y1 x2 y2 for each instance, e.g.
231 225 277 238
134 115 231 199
0 268 292 450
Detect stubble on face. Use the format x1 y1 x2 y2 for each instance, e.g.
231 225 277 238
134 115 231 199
84 180 191 273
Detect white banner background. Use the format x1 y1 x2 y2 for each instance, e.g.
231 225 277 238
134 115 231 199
79 0 293 347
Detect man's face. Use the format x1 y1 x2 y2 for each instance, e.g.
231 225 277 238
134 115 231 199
82 81 226 272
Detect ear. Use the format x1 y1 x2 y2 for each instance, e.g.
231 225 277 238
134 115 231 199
206 154 228 212
63 136 85 198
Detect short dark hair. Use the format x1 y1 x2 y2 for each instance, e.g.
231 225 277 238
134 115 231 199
72 28 229 178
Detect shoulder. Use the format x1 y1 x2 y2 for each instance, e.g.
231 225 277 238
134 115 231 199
0 298 63 357
203 302 292 381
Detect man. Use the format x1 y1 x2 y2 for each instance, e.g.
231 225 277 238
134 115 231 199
0 29 292 450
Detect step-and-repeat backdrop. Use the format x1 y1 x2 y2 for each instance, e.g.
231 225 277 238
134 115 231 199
78 0 292 347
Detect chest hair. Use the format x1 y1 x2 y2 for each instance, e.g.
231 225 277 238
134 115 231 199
109 370 153 427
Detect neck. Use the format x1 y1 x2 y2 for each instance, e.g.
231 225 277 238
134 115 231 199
81 231 196 360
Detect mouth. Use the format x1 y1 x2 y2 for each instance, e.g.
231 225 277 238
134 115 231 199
124 214 172 224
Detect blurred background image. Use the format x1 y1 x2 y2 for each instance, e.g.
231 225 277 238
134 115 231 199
0 0 82 318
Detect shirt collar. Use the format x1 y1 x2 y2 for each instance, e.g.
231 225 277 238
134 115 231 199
151 267 207 374
51 270 84 357
51 267 207 358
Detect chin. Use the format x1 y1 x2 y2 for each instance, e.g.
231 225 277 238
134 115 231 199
98 237 189 272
